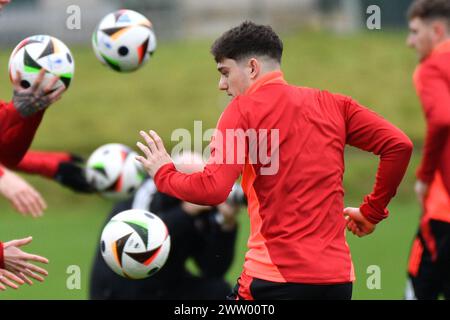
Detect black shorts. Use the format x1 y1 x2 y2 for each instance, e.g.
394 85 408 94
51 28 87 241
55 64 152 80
407 219 450 300
227 275 352 300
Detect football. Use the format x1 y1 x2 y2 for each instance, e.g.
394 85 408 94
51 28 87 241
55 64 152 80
8 35 75 91
92 9 157 72
100 209 171 279
85 143 146 200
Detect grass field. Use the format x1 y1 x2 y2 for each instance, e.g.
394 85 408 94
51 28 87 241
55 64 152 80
0 30 426 299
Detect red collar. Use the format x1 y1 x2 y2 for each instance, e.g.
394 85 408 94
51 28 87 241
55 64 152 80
423 39 450 62
432 39 450 56
245 71 287 95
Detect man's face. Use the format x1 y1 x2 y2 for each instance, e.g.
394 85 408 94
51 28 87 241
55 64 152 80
0 0 11 11
217 58 251 98
407 17 437 60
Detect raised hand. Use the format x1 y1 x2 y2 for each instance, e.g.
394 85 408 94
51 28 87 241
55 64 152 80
12 69 65 117
136 130 172 177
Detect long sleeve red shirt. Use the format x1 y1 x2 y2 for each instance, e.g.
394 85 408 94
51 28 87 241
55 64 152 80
1 150 72 178
154 71 412 284
0 100 44 168
414 40 450 191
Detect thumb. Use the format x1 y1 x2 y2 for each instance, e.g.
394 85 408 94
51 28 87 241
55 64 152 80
343 207 359 219
5 236 33 248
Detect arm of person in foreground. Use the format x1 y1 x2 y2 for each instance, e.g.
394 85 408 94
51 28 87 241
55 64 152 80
136 99 246 205
8 150 94 193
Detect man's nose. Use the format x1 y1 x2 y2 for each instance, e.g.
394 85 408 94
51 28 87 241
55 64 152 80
406 35 414 48
219 78 228 91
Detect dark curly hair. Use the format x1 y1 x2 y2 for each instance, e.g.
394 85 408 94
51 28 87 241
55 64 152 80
210 21 283 64
408 0 450 22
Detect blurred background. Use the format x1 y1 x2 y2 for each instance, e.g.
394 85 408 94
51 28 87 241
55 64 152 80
0 0 423 299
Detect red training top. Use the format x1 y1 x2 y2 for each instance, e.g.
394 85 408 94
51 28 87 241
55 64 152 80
2 150 72 178
414 40 450 190
407 40 450 269
154 71 413 284
0 100 44 169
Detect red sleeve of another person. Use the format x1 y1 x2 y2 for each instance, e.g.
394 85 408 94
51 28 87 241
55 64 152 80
154 98 246 205
6 150 72 178
342 96 413 224
415 64 450 183
0 100 45 167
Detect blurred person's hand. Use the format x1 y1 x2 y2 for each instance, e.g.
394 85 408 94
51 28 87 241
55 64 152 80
12 70 65 117
0 0 11 11
343 207 375 237
414 179 429 208
216 202 240 231
181 202 212 216
1 237 49 286
0 168 47 218
54 154 95 193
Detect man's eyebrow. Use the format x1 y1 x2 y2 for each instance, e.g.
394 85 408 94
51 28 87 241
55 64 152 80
217 66 228 73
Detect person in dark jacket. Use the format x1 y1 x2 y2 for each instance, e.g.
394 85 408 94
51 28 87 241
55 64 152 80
89 152 244 299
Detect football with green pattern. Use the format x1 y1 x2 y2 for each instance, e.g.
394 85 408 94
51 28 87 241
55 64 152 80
85 143 146 200
8 35 75 91
92 9 157 72
101 209 171 279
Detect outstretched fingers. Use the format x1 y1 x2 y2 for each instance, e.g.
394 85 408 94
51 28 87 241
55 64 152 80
0 276 19 289
136 141 152 159
21 268 46 282
149 130 164 151
4 236 33 248
22 252 49 265
43 76 60 94
30 69 46 92
0 271 23 289
140 131 158 154
12 70 23 91
47 85 65 104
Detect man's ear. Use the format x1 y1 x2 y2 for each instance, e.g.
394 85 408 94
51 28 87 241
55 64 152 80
432 20 448 41
248 58 260 80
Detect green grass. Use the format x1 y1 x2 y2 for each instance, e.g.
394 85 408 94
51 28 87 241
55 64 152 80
0 191 421 300
0 195 110 299
0 30 427 299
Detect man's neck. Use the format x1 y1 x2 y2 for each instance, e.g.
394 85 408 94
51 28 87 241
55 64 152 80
245 70 286 95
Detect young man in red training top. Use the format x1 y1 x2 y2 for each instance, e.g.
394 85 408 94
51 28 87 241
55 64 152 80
136 21 413 299
405 0 450 300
